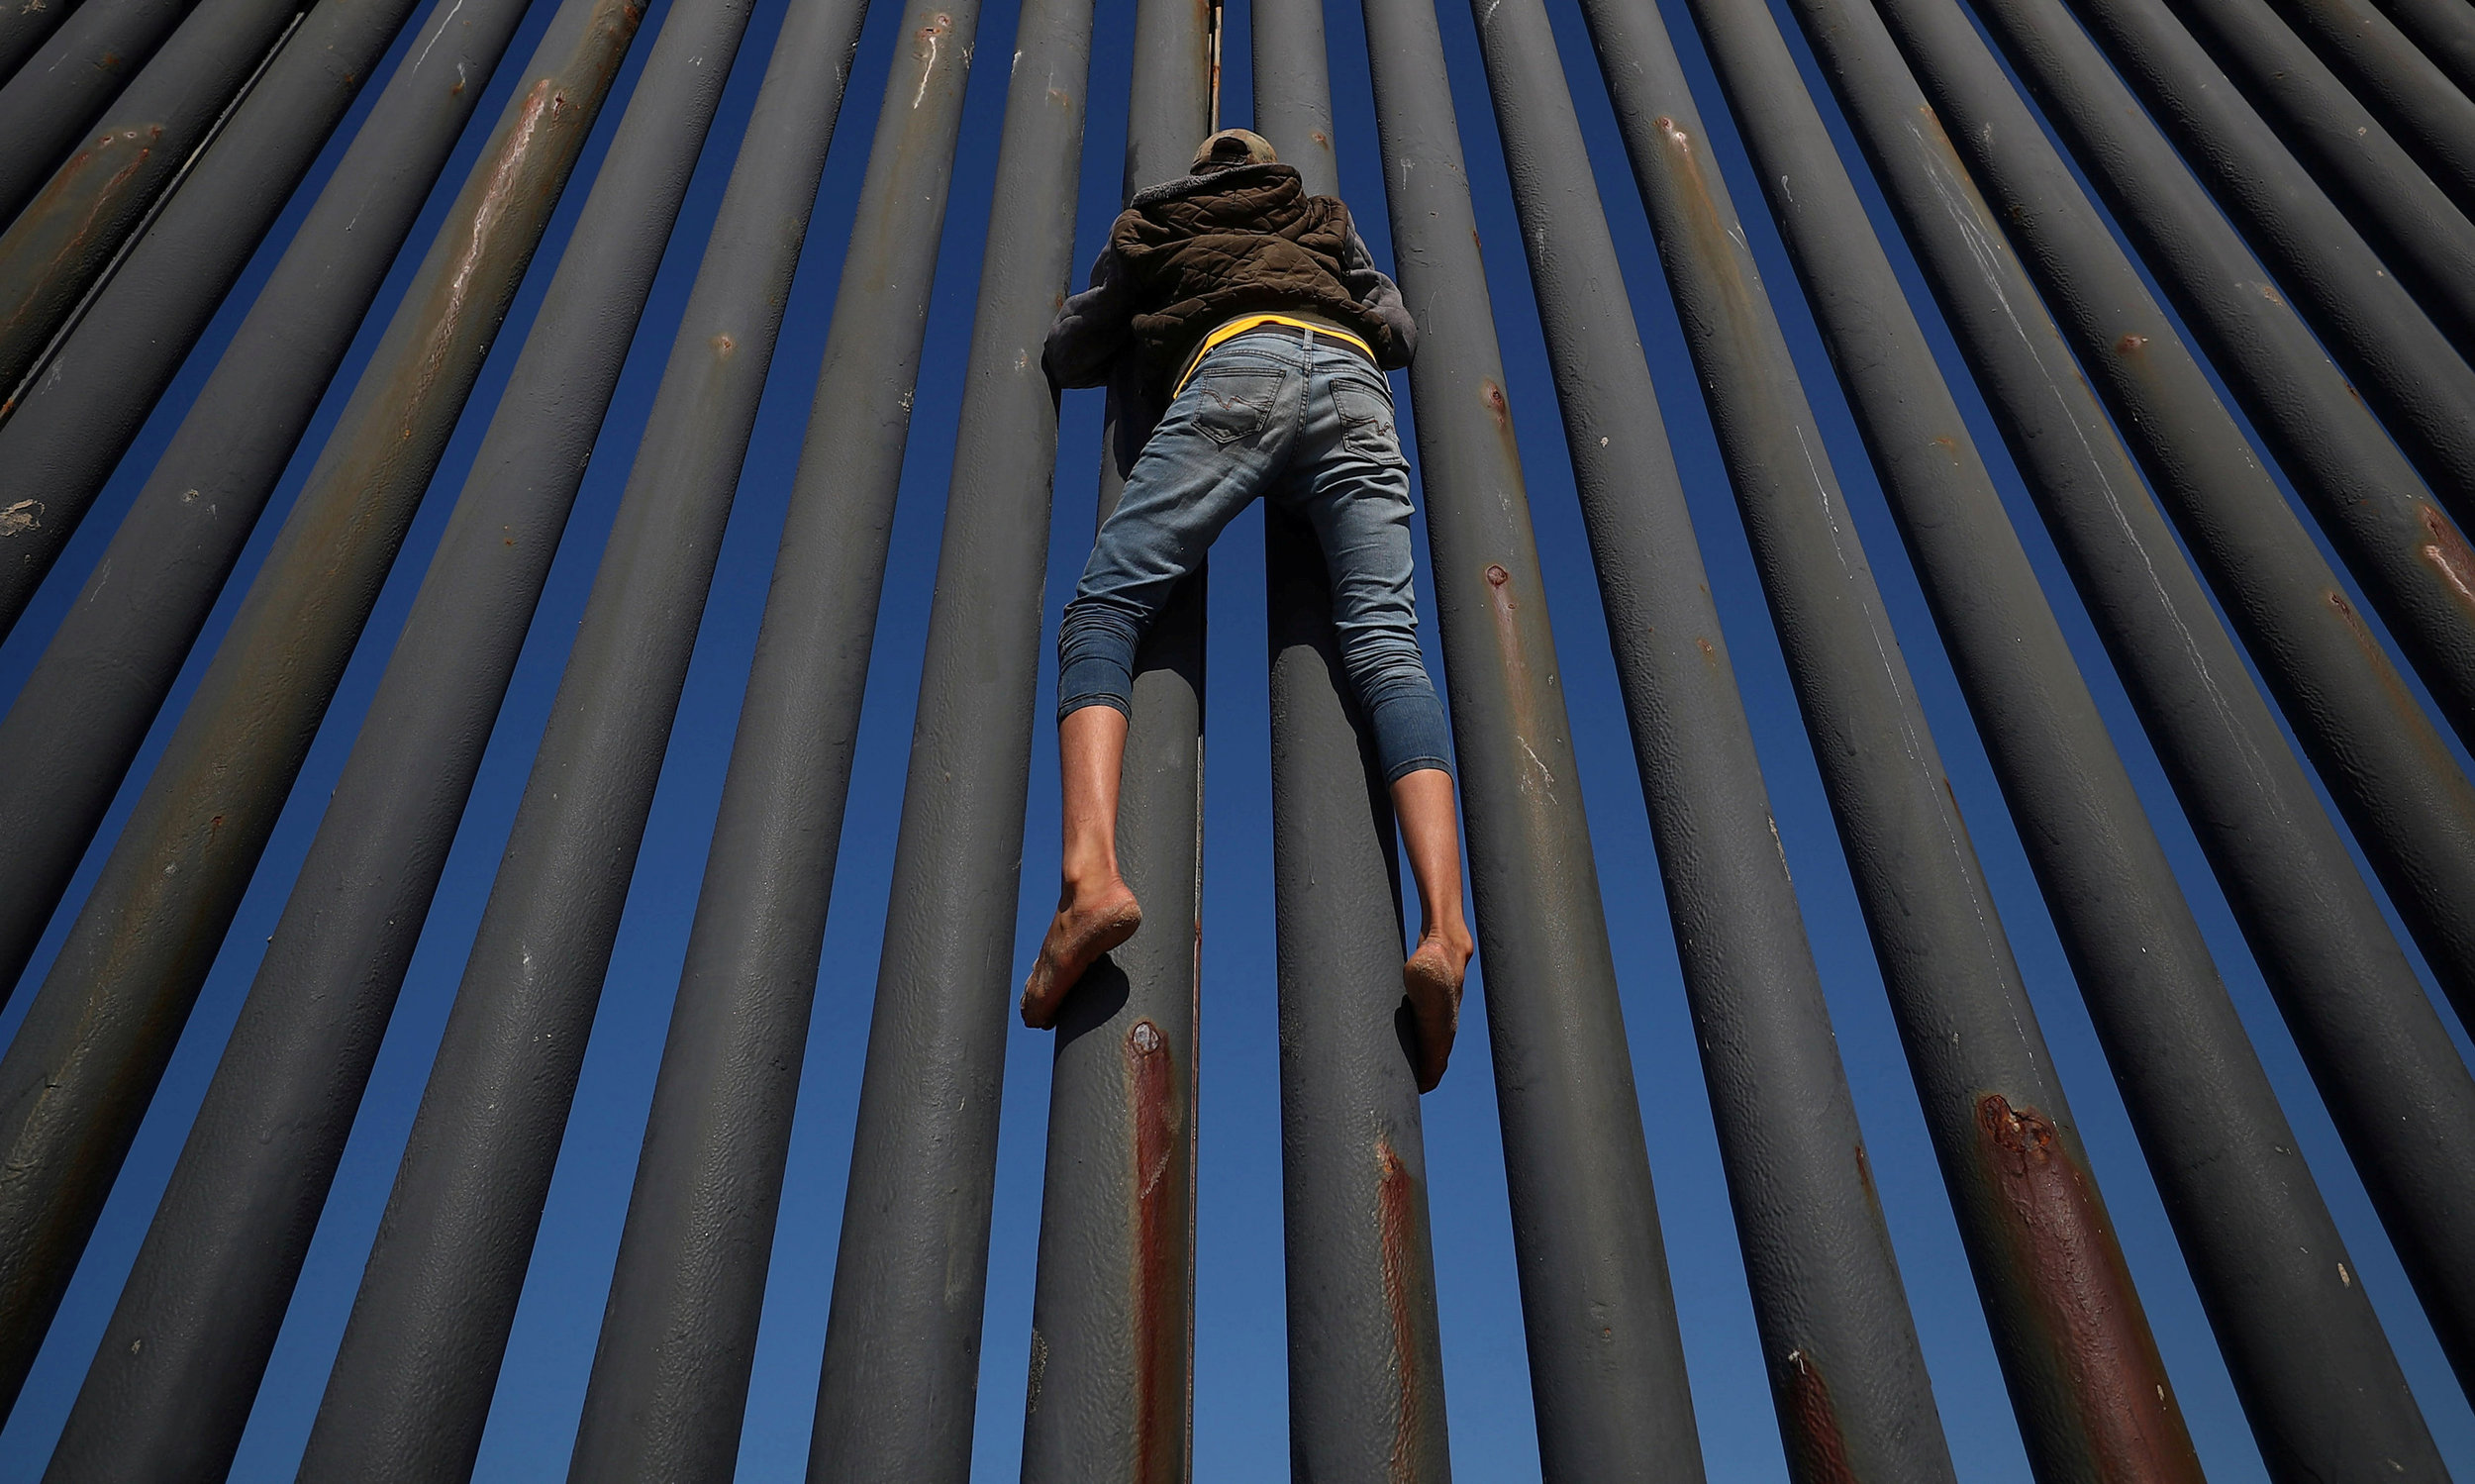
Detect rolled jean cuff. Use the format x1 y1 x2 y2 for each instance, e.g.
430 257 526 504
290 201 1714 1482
1366 685 1452 783
1056 657 1134 724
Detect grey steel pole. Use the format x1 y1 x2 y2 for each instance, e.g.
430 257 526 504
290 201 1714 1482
782 0 1085 1474
0 0 200 216
1966 0 2475 529
0 0 535 1010
0 0 83 83
296 0 979 1477
0 0 310 395
0 0 446 634
2159 0 2475 338
0 0 644 1415
2269 0 2475 208
1355 0 1707 1475
1251 1 1452 1475
1823 0 2475 1390
1016 0 1210 1476
1469 4 1957 1480
1571 0 2204 1476
1807 0 2475 1038
1666 0 2445 1470
39 0 813 1478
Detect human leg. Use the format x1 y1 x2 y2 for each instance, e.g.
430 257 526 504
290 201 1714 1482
1394 767 1475 1091
1285 353 1472 1086
1022 705 1141 1028
1033 347 1302 1022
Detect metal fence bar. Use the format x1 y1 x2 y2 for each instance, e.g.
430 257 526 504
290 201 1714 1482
35 5 793 1482
0 0 538 1008
0 0 311 396
1964 0 2475 536
2162 0 2475 344
1573 0 2207 1475
0 0 83 83
2268 0 2475 206
0 0 201 221
290 0 982 1476
1833 0 2475 1393
1250 0 1452 1475
0 0 643 1417
0 0 442 631
1470 3 1956 1481
1354 0 1707 1475
792 0 1088 1477
1016 0 1210 1476
1957 0 2475 1044
1673 0 2445 1472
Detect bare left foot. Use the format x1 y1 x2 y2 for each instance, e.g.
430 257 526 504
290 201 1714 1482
1403 924 1474 1092
1022 876 1143 1029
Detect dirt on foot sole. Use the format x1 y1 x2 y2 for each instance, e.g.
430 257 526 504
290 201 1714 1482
1022 885 1142 1029
1403 938 1467 1092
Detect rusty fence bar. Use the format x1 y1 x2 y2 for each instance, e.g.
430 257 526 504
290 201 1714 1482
1870 0 2475 771
1469 1 1958 1480
0 0 82 82
1672 0 2446 1471
1828 0 2475 1393
0 0 201 217
1962 0 2475 537
0 0 310 393
792 0 1088 1476
289 0 982 1476
491 0 888 1477
1356 0 1709 1474
1250 0 1452 1474
0 0 538 1005
2062 0 2475 381
1016 0 1211 1476
1861 0 2475 1039
34 0 797 1478
2163 0 2475 317
0 0 444 622
0 0 644 1418
1572 0 2211 1474
2268 0 2475 204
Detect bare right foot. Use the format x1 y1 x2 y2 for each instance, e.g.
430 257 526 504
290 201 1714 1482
1021 877 1143 1029
1403 923 1474 1092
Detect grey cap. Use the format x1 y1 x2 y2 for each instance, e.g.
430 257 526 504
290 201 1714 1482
1191 128 1279 172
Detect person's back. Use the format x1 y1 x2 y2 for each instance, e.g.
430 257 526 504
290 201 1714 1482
1023 129 1475 1092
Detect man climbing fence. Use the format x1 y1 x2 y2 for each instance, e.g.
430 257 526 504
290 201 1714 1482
1023 126 1476 1091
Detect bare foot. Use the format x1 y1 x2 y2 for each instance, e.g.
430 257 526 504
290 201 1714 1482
1022 878 1143 1029
1403 924 1474 1092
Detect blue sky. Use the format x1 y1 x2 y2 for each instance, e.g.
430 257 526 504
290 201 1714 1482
2 0 2471 1473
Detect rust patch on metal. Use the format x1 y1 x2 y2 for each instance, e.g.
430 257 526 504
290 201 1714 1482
0 124 165 402
2114 333 2147 354
1478 377 1511 438
1128 1018 1183 1483
1975 1094 2203 1483
1777 1348 1861 1484
1483 561 1554 803
2324 586 2458 746
1376 1140 1424 1484
2417 503 2475 618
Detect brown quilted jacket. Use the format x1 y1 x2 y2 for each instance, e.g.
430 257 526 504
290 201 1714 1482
1043 162 1416 473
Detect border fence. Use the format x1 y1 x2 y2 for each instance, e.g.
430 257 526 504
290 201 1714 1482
0 0 2469 1470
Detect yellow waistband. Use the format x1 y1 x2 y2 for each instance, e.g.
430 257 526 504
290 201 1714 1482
1172 313 1377 396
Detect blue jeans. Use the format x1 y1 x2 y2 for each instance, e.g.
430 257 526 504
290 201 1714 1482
1059 328 1452 782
